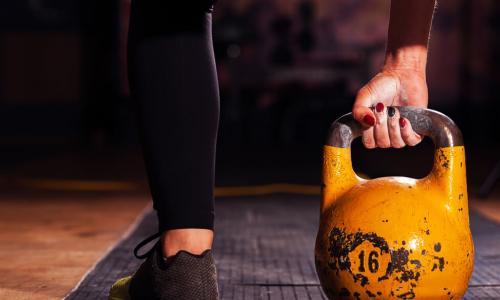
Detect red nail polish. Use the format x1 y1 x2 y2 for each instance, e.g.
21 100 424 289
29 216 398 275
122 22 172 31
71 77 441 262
399 118 406 128
363 115 375 126
375 102 384 113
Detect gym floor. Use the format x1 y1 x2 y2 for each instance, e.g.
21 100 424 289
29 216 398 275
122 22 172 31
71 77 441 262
0 144 499 300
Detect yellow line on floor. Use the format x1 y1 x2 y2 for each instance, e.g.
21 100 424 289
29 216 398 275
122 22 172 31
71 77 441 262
215 184 320 197
470 199 500 224
8 177 500 224
14 178 142 191
11 177 321 196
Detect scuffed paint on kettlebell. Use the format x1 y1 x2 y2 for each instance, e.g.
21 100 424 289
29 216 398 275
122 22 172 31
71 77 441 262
315 107 474 300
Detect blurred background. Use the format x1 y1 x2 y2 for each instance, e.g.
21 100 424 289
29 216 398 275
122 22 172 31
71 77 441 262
1 1 500 299
0 0 499 186
0 0 499 183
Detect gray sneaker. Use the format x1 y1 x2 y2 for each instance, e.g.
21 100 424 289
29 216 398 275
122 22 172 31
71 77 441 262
109 233 219 300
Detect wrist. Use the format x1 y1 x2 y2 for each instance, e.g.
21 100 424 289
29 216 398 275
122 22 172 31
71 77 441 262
383 45 428 75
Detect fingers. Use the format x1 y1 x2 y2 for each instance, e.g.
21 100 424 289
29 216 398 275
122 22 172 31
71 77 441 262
353 87 376 127
353 86 422 148
353 105 376 127
387 107 405 148
353 87 377 148
373 103 390 148
399 117 423 146
358 105 422 148
362 127 376 149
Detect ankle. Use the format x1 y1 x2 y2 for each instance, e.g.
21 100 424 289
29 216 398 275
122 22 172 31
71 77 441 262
161 228 214 257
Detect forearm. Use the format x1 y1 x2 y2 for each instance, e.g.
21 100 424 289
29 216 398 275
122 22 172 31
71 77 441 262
385 0 437 72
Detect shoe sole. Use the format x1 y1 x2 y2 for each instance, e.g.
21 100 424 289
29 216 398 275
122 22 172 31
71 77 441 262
108 276 132 300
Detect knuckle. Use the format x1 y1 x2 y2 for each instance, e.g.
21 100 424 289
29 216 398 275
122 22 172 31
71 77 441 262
392 142 405 149
377 139 391 148
389 119 399 128
376 115 387 124
364 142 376 149
363 137 373 145
362 136 375 148
356 87 369 99
409 139 421 147
400 130 411 140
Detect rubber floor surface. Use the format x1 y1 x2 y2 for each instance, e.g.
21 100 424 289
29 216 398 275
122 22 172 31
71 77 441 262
66 196 500 300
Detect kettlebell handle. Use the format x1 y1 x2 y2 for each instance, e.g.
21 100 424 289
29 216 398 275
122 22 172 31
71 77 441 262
325 107 463 148
321 106 467 215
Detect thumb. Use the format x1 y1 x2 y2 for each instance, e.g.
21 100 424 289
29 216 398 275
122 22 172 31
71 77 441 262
353 89 376 127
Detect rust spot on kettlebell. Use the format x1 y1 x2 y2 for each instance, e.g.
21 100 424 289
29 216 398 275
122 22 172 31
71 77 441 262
396 290 416 299
431 256 445 272
437 149 451 169
387 247 421 284
410 260 422 268
390 248 408 272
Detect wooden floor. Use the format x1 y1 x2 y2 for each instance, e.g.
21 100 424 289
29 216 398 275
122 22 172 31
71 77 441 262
0 191 148 300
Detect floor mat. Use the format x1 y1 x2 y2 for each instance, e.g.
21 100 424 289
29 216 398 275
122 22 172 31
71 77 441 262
66 196 500 299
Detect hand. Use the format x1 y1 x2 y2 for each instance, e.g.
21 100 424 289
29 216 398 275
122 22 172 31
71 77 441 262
352 68 428 148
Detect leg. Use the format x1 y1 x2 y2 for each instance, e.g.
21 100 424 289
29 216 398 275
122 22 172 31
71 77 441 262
128 1 219 257
111 2 220 299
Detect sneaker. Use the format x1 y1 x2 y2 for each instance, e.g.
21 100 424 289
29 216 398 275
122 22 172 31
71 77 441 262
109 233 219 300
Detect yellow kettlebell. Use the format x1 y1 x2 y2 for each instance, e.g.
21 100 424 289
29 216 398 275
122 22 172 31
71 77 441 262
315 107 474 299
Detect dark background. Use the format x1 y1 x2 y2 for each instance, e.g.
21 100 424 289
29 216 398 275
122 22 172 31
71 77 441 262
0 0 499 191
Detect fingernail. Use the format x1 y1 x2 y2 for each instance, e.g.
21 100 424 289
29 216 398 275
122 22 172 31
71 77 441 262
388 107 396 117
363 115 375 126
375 102 384 113
399 118 406 128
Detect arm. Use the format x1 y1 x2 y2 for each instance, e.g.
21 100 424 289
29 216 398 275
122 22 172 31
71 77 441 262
353 0 437 148
386 0 436 72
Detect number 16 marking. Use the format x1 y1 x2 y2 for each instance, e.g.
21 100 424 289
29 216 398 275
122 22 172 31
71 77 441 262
358 250 379 273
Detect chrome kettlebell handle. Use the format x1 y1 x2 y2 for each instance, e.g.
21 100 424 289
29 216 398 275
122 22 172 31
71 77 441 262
325 107 463 148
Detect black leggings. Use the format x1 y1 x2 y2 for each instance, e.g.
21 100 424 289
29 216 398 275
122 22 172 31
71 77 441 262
128 1 219 232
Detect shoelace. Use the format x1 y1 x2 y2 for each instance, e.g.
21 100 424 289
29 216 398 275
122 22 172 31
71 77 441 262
133 232 162 259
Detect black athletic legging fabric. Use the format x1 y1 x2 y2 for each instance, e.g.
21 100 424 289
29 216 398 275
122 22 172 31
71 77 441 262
128 0 219 232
